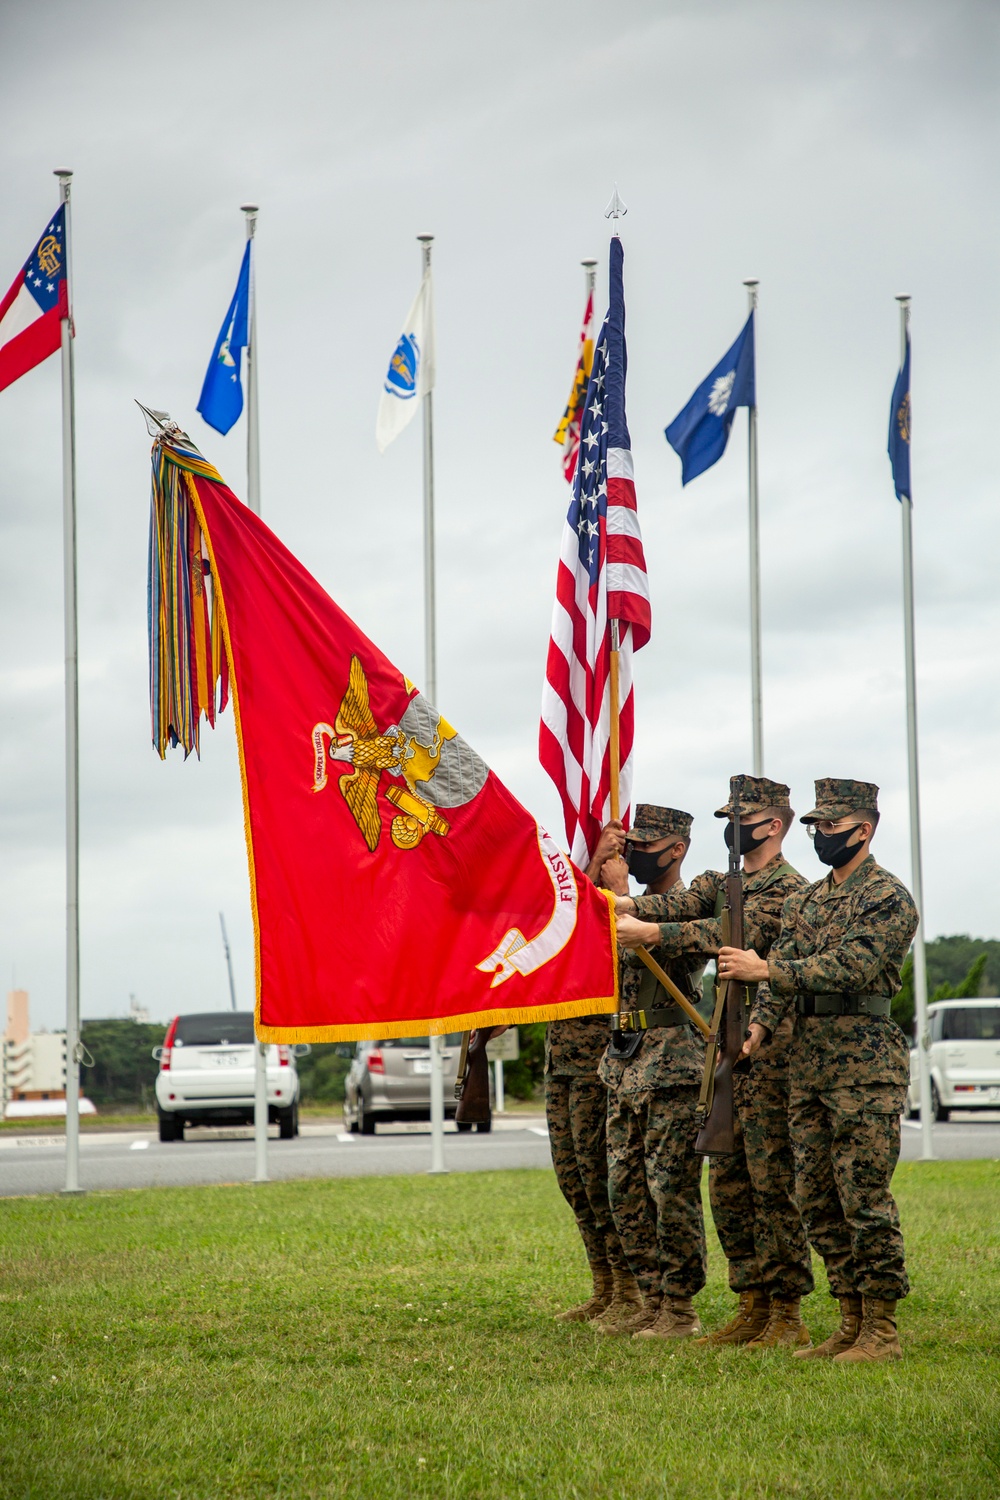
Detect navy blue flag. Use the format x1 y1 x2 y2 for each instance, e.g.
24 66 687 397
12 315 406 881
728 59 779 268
197 242 251 436
888 334 911 501
665 312 755 485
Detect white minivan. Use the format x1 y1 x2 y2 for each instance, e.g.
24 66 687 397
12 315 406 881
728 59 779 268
154 1011 306 1141
907 998 1000 1121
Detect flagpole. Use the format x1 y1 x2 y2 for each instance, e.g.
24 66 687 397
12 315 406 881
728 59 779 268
242 205 260 517
603 194 626 824
743 278 763 776
53 170 83 1196
417 232 446 1175
897 294 934 1161
242 204 267 1181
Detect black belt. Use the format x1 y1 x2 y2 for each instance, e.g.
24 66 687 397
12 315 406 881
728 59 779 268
617 1005 692 1032
795 992 892 1018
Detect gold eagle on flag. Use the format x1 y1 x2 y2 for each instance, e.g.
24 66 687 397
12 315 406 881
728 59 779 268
312 656 451 852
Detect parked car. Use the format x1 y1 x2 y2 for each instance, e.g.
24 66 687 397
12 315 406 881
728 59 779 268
343 1034 490 1134
153 1011 307 1141
907 998 1000 1121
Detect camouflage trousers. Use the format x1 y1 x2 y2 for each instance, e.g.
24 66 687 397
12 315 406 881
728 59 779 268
709 1063 814 1298
789 1081 910 1301
545 1076 625 1270
605 1085 706 1299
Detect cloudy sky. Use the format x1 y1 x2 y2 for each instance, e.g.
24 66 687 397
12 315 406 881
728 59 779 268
1 0 997 1031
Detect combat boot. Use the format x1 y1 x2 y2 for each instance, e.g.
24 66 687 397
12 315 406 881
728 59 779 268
793 1294 862 1360
695 1289 770 1346
833 1297 902 1363
555 1261 613 1323
633 1296 702 1341
596 1287 662 1336
745 1295 811 1351
589 1267 643 1331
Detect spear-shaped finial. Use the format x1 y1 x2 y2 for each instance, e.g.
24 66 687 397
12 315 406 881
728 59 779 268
134 401 187 440
604 184 628 234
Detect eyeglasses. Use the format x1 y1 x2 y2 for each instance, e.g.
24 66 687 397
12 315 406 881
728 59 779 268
806 819 864 839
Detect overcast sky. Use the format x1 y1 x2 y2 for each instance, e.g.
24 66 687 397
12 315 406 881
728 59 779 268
1 0 997 1031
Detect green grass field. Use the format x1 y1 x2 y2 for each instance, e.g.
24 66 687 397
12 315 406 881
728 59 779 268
1 1162 998 1499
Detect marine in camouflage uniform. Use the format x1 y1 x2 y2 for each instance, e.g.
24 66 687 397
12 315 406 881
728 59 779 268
736 779 918 1364
545 1011 636 1322
622 777 813 1349
596 805 709 1340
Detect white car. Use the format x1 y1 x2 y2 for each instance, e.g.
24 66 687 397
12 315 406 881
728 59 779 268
154 1011 306 1141
907 997 1000 1121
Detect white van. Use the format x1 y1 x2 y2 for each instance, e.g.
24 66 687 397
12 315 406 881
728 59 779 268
907 998 1000 1121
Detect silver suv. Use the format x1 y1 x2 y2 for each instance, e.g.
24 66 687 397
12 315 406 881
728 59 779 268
343 1034 490 1133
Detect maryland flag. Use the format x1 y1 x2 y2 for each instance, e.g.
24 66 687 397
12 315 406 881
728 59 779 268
553 288 595 484
146 421 618 1041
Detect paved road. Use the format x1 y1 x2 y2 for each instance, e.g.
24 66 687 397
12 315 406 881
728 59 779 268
0 1118 555 1197
2 1113 997 1198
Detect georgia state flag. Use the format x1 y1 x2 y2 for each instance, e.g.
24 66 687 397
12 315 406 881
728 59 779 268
0 205 69 395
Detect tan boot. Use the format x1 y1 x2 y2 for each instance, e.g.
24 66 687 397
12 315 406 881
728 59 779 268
793 1294 862 1360
695 1289 770 1347
834 1298 902 1363
596 1288 662 1336
745 1296 811 1351
589 1267 643 1331
555 1261 613 1323
633 1296 702 1340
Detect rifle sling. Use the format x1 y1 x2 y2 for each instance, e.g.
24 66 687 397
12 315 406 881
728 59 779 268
695 981 728 1125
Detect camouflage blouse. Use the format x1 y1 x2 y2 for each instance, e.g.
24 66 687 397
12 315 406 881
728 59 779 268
631 853 806 960
750 855 919 1088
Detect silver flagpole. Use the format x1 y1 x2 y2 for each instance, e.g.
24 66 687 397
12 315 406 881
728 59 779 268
417 232 446 1176
242 204 261 516
744 278 763 776
897 295 934 1161
242 204 268 1181
55 169 83 1196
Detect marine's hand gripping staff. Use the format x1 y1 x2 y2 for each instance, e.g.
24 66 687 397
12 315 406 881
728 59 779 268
695 775 752 1154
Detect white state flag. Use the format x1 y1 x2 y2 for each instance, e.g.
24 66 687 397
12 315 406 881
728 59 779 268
376 269 435 452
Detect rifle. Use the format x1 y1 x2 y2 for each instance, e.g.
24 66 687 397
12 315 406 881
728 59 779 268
454 1028 493 1125
695 774 751 1155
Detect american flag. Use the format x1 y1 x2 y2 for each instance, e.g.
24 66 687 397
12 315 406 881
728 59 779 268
539 237 650 865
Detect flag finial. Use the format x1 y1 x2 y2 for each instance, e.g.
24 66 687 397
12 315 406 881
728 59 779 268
604 185 627 232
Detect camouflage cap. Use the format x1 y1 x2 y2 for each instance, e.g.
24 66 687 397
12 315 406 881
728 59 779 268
625 804 693 844
714 775 792 819
800 778 880 824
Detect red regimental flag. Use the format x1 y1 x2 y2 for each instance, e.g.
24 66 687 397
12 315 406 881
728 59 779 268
149 437 618 1041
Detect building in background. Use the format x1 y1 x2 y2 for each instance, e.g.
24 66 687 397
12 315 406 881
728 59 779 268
2 989 95 1118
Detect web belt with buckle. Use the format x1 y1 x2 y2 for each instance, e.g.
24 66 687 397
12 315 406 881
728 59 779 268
618 1004 692 1032
794 993 892 1018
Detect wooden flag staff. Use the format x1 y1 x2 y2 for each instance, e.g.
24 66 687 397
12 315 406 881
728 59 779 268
606 619 710 1039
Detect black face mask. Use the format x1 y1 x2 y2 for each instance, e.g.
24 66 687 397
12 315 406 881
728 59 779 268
626 845 675 886
813 825 863 868
724 819 771 857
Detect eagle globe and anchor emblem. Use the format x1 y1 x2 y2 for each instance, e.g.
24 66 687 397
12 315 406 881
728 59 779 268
311 655 489 853
311 656 581 985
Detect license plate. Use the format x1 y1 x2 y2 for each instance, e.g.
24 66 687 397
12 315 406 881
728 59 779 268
210 1052 243 1067
989 1087 1000 1101
412 1058 432 1075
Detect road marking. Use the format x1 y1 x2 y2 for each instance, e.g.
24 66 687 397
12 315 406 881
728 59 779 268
336 1133 356 1143
528 1126 549 1137
901 1121 923 1130
130 1139 150 1150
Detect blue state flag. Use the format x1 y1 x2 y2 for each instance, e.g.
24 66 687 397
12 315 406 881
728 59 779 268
888 334 911 501
198 242 251 436
665 312 756 485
